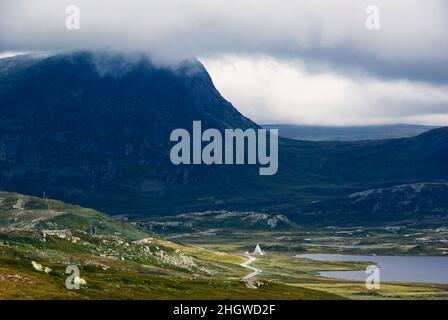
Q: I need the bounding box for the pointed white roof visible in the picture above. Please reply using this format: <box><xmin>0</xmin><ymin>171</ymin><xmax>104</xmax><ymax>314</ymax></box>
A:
<box><xmin>252</xmin><ymin>244</ymin><xmax>264</xmax><ymax>255</ymax></box>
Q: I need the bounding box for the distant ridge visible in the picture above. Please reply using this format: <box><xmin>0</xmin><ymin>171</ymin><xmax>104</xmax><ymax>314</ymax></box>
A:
<box><xmin>262</xmin><ymin>123</ymin><xmax>439</xmax><ymax>141</ymax></box>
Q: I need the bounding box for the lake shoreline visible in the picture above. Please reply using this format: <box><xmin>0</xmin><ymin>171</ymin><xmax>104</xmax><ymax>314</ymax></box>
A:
<box><xmin>295</xmin><ymin>253</ymin><xmax>448</xmax><ymax>285</ymax></box>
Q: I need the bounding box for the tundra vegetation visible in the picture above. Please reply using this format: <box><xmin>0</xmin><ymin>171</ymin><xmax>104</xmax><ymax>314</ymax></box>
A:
<box><xmin>0</xmin><ymin>192</ymin><xmax>339</xmax><ymax>299</ymax></box>
<box><xmin>1</xmin><ymin>192</ymin><xmax>447</xmax><ymax>299</ymax></box>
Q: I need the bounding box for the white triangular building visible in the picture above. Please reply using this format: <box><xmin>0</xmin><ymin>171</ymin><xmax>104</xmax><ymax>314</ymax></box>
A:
<box><xmin>252</xmin><ymin>244</ymin><xmax>264</xmax><ymax>255</ymax></box>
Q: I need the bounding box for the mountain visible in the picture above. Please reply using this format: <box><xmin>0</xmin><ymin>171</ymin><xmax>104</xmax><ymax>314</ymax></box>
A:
<box><xmin>262</xmin><ymin>124</ymin><xmax>439</xmax><ymax>141</ymax></box>
<box><xmin>0</xmin><ymin>52</ymin><xmax>447</xmax><ymax>224</ymax></box>
<box><xmin>0</xmin><ymin>52</ymin><xmax>261</xmax><ymax>214</ymax></box>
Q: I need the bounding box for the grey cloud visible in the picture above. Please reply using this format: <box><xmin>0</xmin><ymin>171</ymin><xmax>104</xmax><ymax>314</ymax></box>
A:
<box><xmin>203</xmin><ymin>56</ymin><xmax>448</xmax><ymax>126</ymax></box>
<box><xmin>1</xmin><ymin>0</ymin><xmax>447</xmax><ymax>83</ymax></box>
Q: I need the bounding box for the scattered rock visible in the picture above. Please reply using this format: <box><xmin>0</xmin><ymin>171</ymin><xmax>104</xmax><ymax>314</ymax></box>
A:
<box><xmin>31</xmin><ymin>261</ymin><xmax>52</xmax><ymax>273</ymax></box>
<box><xmin>74</xmin><ymin>276</ymin><xmax>87</xmax><ymax>286</ymax></box>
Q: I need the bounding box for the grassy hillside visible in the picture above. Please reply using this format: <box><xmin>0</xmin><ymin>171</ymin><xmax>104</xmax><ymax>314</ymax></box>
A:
<box><xmin>0</xmin><ymin>191</ymin><xmax>341</xmax><ymax>300</ymax></box>
<box><xmin>137</xmin><ymin>211</ymin><xmax>298</xmax><ymax>234</ymax></box>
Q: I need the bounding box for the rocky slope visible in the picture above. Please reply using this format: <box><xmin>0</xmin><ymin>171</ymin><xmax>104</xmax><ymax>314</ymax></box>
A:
<box><xmin>298</xmin><ymin>183</ymin><xmax>448</xmax><ymax>225</ymax></box>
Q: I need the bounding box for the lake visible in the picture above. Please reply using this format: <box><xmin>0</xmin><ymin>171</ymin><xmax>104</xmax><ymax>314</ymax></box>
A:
<box><xmin>295</xmin><ymin>254</ymin><xmax>448</xmax><ymax>284</ymax></box>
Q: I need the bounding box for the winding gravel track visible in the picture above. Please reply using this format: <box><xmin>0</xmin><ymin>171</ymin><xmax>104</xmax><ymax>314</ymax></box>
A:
<box><xmin>240</xmin><ymin>255</ymin><xmax>262</xmax><ymax>281</ymax></box>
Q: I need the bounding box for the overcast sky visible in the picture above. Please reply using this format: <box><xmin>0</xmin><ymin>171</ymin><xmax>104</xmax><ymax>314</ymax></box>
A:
<box><xmin>1</xmin><ymin>0</ymin><xmax>447</xmax><ymax>125</ymax></box>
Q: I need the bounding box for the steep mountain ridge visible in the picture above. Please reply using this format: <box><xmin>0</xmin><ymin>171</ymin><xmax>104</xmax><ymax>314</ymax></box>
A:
<box><xmin>0</xmin><ymin>52</ymin><xmax>261</xmax><ymax>212</ymax></box>
<box><xmin>0</xmin><ymin>52</ymin><xmax>447</xmax><ymax>223</ymax></box>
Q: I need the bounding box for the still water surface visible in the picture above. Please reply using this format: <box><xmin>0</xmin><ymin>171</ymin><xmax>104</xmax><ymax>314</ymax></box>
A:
<box><xmin>295</xmin><ymin>254</ymin><xmax>448</xmax><ymax>284</ymax></box>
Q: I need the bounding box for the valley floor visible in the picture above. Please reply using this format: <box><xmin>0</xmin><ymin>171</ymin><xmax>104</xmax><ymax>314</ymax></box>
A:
<box><xmin>151</xmin><ymin>225</ymin><xmax>448</xmax><ymax>300</ymax></box>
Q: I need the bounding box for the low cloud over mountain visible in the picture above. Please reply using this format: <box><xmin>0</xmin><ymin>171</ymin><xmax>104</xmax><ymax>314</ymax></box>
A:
<box><xmin>1</xmin><ymin>0</ymin><xmax>447</xmax><ymax>125</ymax></box>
